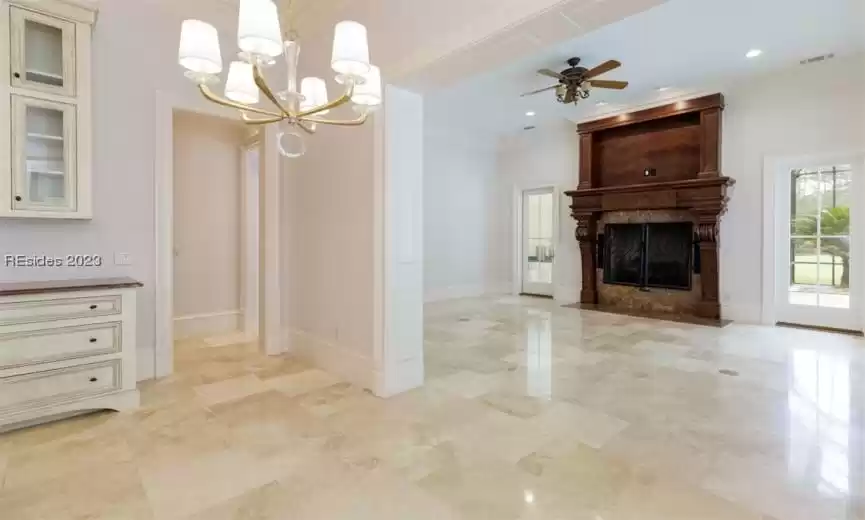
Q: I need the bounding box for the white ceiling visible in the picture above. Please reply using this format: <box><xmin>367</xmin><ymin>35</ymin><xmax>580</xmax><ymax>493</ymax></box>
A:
<box><xmin>428</xmin><ymin>0</ymin><xmax>865</xmax><ymax>134</ymax></box>
<box><xmin>210</xmin><ymin>0</ymin><xmax>349</xmax><ymax>33</ymax></box>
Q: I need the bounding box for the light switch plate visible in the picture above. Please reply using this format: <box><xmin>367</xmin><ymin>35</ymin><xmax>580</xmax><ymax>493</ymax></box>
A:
<box><xmin>114</xmin><ymin>252</ymin><xmax>132</xmax><ymax>266</ymax></box>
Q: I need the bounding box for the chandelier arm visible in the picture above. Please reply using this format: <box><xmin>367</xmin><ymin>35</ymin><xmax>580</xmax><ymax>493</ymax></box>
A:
<box><xmin>300</xmin><ymin>112</ymin><xmax>369</xmax><ymax>126</ymax></box>
<box><xmin>296</xmin><ymin>121</ymin><xmax>316</xmax><ymax>134</ymax></box>
<box><xmin>198</xmin><ymin>85</ymin><xmax>284</xmax><ymax>118</ymax></box>
<box><xmin>296</xmin><ymin>83</ymin><xmax>355</xmax><ymax>118</ymax></box>
<box><xmin>252</xmin><ymin>64</ymin><xmax>294</xmax><ymax>117</ymax></box>
<box><xmin>241</xmin><ymin>113</ymin><xmax>285</xmax><ymax>125</ymax></box>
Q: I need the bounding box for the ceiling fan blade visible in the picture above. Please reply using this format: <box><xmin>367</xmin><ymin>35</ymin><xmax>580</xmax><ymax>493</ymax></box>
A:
<box><xmin>537</xmin><ymin>68</ymin><xmax>565</xmax><ymax>80</ymax></box>
<box><xmin>520</xmin><ymin>85</ymin><xmax>558</xmax><ymax>97</ymax></box>
<box><xmin>586</xmin><ymin>79</ymin><xmax>629</xmax><ymax>90</ymax></box>
<box><xmin>582</xmin><ymin>60</ymin><xmax>622</xmax><ymax>79</ymax></box>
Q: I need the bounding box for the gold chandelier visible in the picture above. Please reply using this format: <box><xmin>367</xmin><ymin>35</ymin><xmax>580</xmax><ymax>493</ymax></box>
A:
<box><xmin>177</xmin><ymin>0</ymin><xmax>382</xmax><ymax>157</ymax></box>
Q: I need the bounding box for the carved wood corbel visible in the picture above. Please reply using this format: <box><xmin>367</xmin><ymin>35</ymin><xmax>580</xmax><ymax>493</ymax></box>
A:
<box><xmin>573</xmin><ymin>212</ymin><xmax>599</xmax><ymax>304</ymax></box>
<box><xmin>692</xmin><ymin>211</ymin><xmax>723</xmax><ymax>319</ymax></box>
<box><xmin>696</xmin><ymin>222</ymin><xmax>719</xmax><ymax>243</ymax></box>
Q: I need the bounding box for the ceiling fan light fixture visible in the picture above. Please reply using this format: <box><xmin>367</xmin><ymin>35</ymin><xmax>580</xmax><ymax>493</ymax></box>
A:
<box><xmin>522</xmin><ymin>57</ymin><xmax>628</xmax><ymax>106</ymax></box>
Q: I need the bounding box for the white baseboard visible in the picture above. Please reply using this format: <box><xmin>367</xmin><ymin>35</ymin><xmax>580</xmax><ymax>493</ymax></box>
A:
<box><xmin>424</xmin><ymin>282</ymin><xmax>510</xmax><ymax>303</ymax></box>
<box><xmin>376</xmin><ymin>356</ymin><xmax>424</xmax><ymax>398</ymax></box>
<box><xmin>722</xmin><ymin>302</ymin><xmax>763</xmax><ymax>324</ymax></box>
<box><xmin>174</xmin><ymin>310</ymin><xmax>241</xmax><ymax>340</ymax></box>
<box><xmin>286</xmin><ymin>328</ymin><xmax>376</xmax><ymax>393</ymax></box>
<box><xmin>136</xmin><ymin>346</ymin><xmax>155</xmax><ymax>381</ymax></box>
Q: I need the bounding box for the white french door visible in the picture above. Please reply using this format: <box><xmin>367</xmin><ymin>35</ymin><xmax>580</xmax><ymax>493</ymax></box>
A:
<box><xmin>521</xmin><ymin>188</ymin><xmax>556</xmax><ymax>297</ymax></box>
<box><xmin>775</xmin><ymin>157</ymin><xmax>863</xmax><ymax>332</ymax></box>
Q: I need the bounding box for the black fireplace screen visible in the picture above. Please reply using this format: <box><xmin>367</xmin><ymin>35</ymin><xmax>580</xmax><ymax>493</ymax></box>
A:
<box><xmin>603</xmin><ymin>222</ymin><xmax>693</xmax><ymax>290</ymax></box>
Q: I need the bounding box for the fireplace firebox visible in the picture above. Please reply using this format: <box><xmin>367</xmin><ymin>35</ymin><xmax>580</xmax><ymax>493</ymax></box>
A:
<box><xmin>603</xmin><ymin>223</ymin><xmax>694</xmax><ymax>290</ymax></box>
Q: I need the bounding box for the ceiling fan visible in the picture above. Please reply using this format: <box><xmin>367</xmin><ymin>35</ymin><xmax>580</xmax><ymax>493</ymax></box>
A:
<box><xmin>521</xmin><ymin>57</ymin><xmax>628</xmax><ymax>105</ymax></box>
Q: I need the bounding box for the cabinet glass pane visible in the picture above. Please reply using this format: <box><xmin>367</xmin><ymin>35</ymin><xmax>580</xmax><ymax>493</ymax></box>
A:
<box><xmin>24</xmin><ymin>20</ymin><xmax>64</xmax><ymax>87</ymax></box>
<box><xmin>25</xmin><ymin>105</ymin><xmax>67</xmax><ymax>206</ymax></box>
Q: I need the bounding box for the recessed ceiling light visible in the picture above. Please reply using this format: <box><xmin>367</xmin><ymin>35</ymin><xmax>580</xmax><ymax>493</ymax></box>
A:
<box><xmin>596</xmin><ymin>101</ymin><xmax>608</xmax><ymax>106</ymax></box>
<box><xmin>657</xmin><ymin>87</ymin><xmax>671</xmax><ymax>92</ymax></box>
<box><xmin>525</xmin><ymin>111</ymin><xmax>536</xmax><ymax>117</ymax></box>
<box><xmin>746</xmin><ymin>49</ymin><xmax>763</xmax><ymax>58</ymax></box>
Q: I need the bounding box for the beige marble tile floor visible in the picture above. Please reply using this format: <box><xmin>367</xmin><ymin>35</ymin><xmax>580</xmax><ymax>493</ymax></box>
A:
<box><xmin>1</xmin><ymin>295</ymin><xmax>864</xmax><ymax>519</ymax></box>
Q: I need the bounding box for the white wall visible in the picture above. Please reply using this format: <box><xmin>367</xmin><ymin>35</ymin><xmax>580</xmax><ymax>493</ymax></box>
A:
<box><xmin>720</xmin><ymin>55</ymin><xmax>865</xmax><ymax>322</ymax></box>
<box><xmin>496</xmin><ymin>120</ymin><xmax>581</xmax><ymax>302</ymax></box>
<box><xmin>172</xmin><ymin>111</ymin><xmax>244</xmax><ymax>338</ymax></box>
<box><xmin>0</xmin><ymin>0</ymin><xmax>243</xmax><ymax>378</ymax></box>
<box><xmin>281</xmin><ymin>21</ymin><xmax>378</xmax><ymax>386</ymax></box>
<box><xmin>423</xmin><ymin>102</ymin><xmax>503</xmax><ymax>301</ymax></box>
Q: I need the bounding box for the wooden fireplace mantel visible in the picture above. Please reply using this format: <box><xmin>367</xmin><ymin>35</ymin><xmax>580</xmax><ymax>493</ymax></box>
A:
<box><xmin>565</xmin><ymin>177</ymin><xmax>735</xmax><ymax>214</ymax></box>
<box><xmin>565</xmin><ymin>94</ymin><xmax>733</xmax><ymax>322</ymax></box>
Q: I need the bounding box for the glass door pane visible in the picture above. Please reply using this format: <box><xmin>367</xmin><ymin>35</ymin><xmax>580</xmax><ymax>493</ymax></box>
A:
<box><xmin>12</xmin><ymin>96</ymin><xmax>76</xmax><ymax>211</ymax></box>
<box><xmin>11</xmin><ymin>8</ymin><xmax>75</xmax><ymax>96</ymax></box>
<box><xmin>527</xmin><ymin>192</ymin><xmax>553</xmax><ymax>284</ymax></box>
<box><xmin>789</xmin><ymin>166</ymin><xmax>852</xmax><ymax>309</ymax></box>
<box><xmin>25</xmin><ymin>20</ymin><xmax>64</xmax><ymax>86</ymax></box>
<box><xmin>522</xmin><ymin>189</ymin><xmax>555</xmax><ymax>296</ymax></box>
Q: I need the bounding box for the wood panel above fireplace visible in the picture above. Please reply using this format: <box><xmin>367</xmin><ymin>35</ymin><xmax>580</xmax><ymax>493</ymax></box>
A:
<box><xmin>565</xmin><ymin>94</ymin><xmax>734</xmax><ymax>324</ymax></box>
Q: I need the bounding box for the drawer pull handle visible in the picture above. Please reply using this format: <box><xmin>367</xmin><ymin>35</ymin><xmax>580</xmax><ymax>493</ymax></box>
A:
<box><xmin>89</xmin><ymin>338</ymin><xmax>97</xmax><ymax>343</ymax></box>
<box><xmin>89</xmin><ymin>304</ymin><xmax>98</xmax><ymax>310</ymax></box>
<box><xmin>89</xmin><ymin>377</ymin><xmax>98</xmax><ymax>382</ymax></box>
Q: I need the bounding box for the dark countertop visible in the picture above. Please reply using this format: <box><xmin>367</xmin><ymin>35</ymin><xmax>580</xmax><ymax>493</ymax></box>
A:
<box><xmin>0</xmin><ymin>277</ymin><xmax>143</xmax><ymax>296</ymax></box>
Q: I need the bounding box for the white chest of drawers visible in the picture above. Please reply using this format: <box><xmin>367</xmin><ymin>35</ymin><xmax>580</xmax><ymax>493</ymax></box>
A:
<box><xmin>0</xmin><ymin>277</ymin><xmax>141</xmax><ymax>431</ymax></box>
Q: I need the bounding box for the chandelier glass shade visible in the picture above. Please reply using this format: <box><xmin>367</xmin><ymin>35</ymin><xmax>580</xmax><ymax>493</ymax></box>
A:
<box><xmin>177</xmin><ymin>0</ymin><xmax>382</xmax><ymax>158</ymax></box>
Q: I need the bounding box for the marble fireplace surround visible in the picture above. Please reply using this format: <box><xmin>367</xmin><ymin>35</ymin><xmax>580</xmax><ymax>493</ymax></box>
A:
<box><xmin>565</xmin><ymin>94</ymin><xmax>734</xmax><ymax>324</ymax></box>
<box><xmin>599</xmin><ymin>210</ymin><xmax>701</xmax><ymax>316</ymax></box>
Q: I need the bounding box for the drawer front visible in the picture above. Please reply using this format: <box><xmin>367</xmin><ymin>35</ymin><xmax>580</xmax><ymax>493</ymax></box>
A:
<box><xmin>0</xmin><ymin>295</ymin><xmax>122</xmax><ymax>326</ymax></box>
<box><xmin>0</xmin><ymin>322</ymin><xmax>121</xmax><ymax>368</ymax></box>
<box><xmin>0</xmin><ymin>361</ymin><xmax>121</xmax><ymax>411</ymax></box>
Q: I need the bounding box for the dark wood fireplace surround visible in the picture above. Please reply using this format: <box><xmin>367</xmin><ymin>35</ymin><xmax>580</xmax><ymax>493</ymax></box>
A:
<box><xmin>565</xmin><ymin>94</ymin><xmax>734</xmax><ymax>323</ymax></box>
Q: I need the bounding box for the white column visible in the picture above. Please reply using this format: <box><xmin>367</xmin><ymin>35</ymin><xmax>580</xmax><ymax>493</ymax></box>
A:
<box><xmin>373</xmin><ymin>85</ymin><xmax>424</xmax><ymax>396</ymax></box>
<box><xmin>259</xmin><ymin>124</ymin><xmax>283</xmax><ymax>355</ymax></box>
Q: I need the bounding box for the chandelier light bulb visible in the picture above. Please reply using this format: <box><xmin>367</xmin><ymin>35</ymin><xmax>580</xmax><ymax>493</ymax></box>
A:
<box><xmin>225</xmin><ymin>62</ymin><xmax>259</xmax><ymax>104</ymax></box>
<box><xmin>178</xmin><ymin>20</ymin><xmax>223</xmax><ymax>74</ymax></box>
<box><xmin>351</xmin><ymin>65</ymin><xmax>382</xmax><ymax>106</ymax></box>
<box><xmin>238</xmin><ymin>0</ymin><xmax>284</xmax><ymax>59</ymax></box>
<box><xmin>301</xmin><ymin>77</ymin><xmax>329</xmax><ymax>114</ymax></box>
<box><xmin>331</xmin><ymin>21</ymin><xmax>370</xmax><ymax>76</ymax></box>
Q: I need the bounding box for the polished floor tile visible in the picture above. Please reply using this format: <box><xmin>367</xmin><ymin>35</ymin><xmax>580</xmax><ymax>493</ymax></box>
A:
<box><xmin>0</xmin><ymin>296</ymin><xmax>864</xmax><ymax>519</ymax></box>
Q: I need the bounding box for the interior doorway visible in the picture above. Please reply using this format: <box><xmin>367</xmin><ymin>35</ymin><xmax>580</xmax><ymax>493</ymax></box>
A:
<box><xmin>520</xmin><ymin>187</ymin><xmax>556</xmax><ymax>297</ymax></box>
<box><xmin>772</xmin><ymin>156</ymin><xmax>863</xmax><ymax>332</ymax></box>
<box><xmin>171</xmin><ymin>111</ymin><xmax>259</xmax><ymax>345</ymax></box>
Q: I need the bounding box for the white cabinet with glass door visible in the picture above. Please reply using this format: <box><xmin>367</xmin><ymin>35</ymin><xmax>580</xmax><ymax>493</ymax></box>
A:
<box><xmin>521</xmin><ymin>188</ymin><xmax>557</xmax><ymax>297</ymax></box>
<box><xmin>12</xmin><ymin>96</ymin><xmax>77</xmax><ymax>211</ymax></box>
<box><xmin>0</xmin><ymin>0</ymin><xmax>95</xmax><ymax>219</ymax></box>
<box><xmin>773</xmin><ymin>158</ymin><xmax>863</xmax><ymax>332</ymax></box>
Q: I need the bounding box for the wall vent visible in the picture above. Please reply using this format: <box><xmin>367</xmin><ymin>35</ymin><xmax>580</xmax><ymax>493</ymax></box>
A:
<box><xmin>800</xmin><ymin>53</ymin><xmax>835</xmax><ymax>65</ymax></box>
